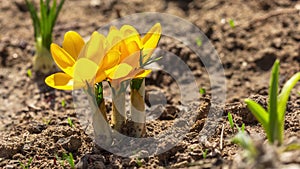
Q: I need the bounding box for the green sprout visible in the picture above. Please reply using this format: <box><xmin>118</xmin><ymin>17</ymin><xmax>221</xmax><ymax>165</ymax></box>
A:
<box><xmin>19</xmin><ymin>157</ymin><xmax>33</xmax><ymax>169</ymax></box>
<box><xmin>245</xmin><ymin>60</ymin><xmax>300</xmax><ymax>145</ymax></box>
<box><xmin>229</xmin><ymin>19</ymin><xmax>235</xmax><ymax>28</ymax></box>
<box><xmin>199</xmin><ymin>88</ymin><xmax>206</xmax><ymax>95</ymax></box>
<box><xmin>67</xmin><ymin>117</ymin><xmax>74</xmax><ymax>127</ymax></box>
<box><xmin>202</xmin><ymin>149</ymin><xmax>208</xmax><ymax>159</ymax></box>
<box><xmin>25</xmin><ymin>0</ymin><xmax>65</xmax><ymax>74</ymax></box>
<box><xmin>27</xmin><ymin>69</ymin><xmax>32</xmax><ymax>78</ymax></box>
<box><xmin>43</xmin><ymin>118</ymin><xmax>51</xmax><ymax>125</ymax></box>
<box><xmin>55</xmin><ymin>153</ymin><xmax>75</xmax><ymax>169</ymax></box>
<box><xmin>232</xmin><ymin>130</ymin><xmax>257</xmax><ymax>160</ymax></box>
<box><xmin>227</xmin><ymin>112</ymin><xmax>234</xmax><ymax>130</ymax></box>
<box><xmin>196</xmin><ymin>37</ymin><xmax>202</xmax><ymax>47</ymax></box>
<box><xmin>63</xmin><ymin>153</ymin><xmax>75</xmax><ymax>169</ymax></box>
<box><xmin>136</xmin><ymin>158</ymin><xmax>143</xmax><ymax>167</ymax></box>
<box><xmin>61</xmin><ymin>99</ymin><xmax>66</xmax><ymax>107</ymax></box>
<box><xmin>55</xmin><ymin>154</ymin><xmax>65</xmax><ymax>167</ymax></box>
<box><xmin>240</xmin><ymin>123</ymin><xmax>245</xmax><ymax>132</ymax></box>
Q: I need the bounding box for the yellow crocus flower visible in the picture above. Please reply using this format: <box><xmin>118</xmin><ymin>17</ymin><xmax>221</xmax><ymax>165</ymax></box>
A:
<box><xmin>45</xmin><ymin>31</ymin><xmax>119</xmax><ymax>90</ymax></box>
<box><xmin>105</xmin><ymin>23</ymin><xmax>161</xmax><ymax>85</ymax></box>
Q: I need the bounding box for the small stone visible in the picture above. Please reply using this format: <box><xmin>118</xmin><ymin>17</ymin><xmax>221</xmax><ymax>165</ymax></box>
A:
<box><xmin>58</xmin><ymin>136</ymin><xmax>82</xmax><ymax>152</ymax></box>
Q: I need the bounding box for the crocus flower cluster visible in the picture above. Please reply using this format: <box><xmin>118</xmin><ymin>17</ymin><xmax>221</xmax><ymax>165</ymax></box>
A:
<box><xmin>45</xmin><ymin>23</ymin><xmax>161</xmax><ymax>142</ymax></box>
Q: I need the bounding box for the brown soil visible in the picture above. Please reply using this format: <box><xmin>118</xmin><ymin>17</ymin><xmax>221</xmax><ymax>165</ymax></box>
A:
<box><xmin>1</xmin><ymin>0</ymin><xmax>300</xmax><ymax>168</ymax></box>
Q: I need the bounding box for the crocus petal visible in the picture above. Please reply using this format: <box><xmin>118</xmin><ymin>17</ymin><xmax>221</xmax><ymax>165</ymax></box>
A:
<box><xmin>142</xmin><ymin>23</ymin><xmax>161</xmax><ymax>47</ymax></box>
<box><xmin>79</xmin><ymin>31</ymin><xmax>105</xmax><ymax>65</ymax></box>
<box><xmin>45</xmin><ymin>72</ymin><xmax>74</xmax><ymax>90</ymax></box>
<box><xmin>51</xmin><ymin>43</ymin><xmax>76</xmax><ymax>76</ymax></box>
<box><xmin>121</xmin><ymin>51</ymin><xmax>140</xmax><ymax>69</ymax></box>
<box><xmin>100</xmin><ymin>50</ymin><xmax>120</xmax><ymax>70</ymax></box>
<box><xmin>62</xmin><ymin>31</ymin><xmax>85</xmax><ymax>60</ymax></box>
<box><xmin>134</xmin><ymin>69</ymin><xmax>152</xmax><ymax>78</ymax></box>
<box><xmin>142</xmin><ymin>23</ymin><xmax>162</xmax><ymax>63</ymax></box>
<box><xmin>120</xmin><ymin>25</ymin><xmax>142</xmax><ymax>48</ymax></box>
<box><xmin>126</xmin><ymin>41</ymin><xmax>140</xmax><ymax>55</ymax></box>
<box><xmin>95</xmin><ymin>71</ymin><xmax>107</xmax><ymax>83</ymax></box>
<box><xmin>73</xmin><ymin>58</ymin><xmax>99</xmax><ymax>86</ymax></box>
<box><xmin>107</xmin><ymin>63</ymin><xmax>133</xmax><ymax>80</ymax></box>
<box><xmin>106</xmin><ymin>29</ymin><xmax>122</xmax><ymax>51</ymax></box>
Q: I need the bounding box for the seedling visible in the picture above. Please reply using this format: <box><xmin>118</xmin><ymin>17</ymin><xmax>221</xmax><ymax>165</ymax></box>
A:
<box><xmin>63</xmin><ymin>153</ymin><xmax>75</xmax><ymax>169</ymax></box>
<box><xmin>55</xmin><ymin>153</ymin><xmax>75</xmax><ymax>169</ymax></box>
<box><xmin>67</xmin><ymin>117</ymin><xmax>74</xmax><ymax>127</ymax></box>
<box><xmin>25</xmin><ymin>0</ymin><xmax>65</xmax><ymax>74</ymax></box>
<box><xmin>231</xmin><ymin>130</ymin><xmax>257</xmax><ymax>160</ymax></box>
<box><xmin>19</xmin><ymin>157</ymin><xmax>33</xmax><ymax>169</ymax></box>
<box><xmin>227</xmin><ymin>112</ymin><xmax>234</xmax><ymax>130</ymax></box>
<box><xmin>136</xmin><ymin>158</ymin><xmax>143</xmax><ymax>167</ymax></box>
<box><xmin>43</xmin><ymin>118</ymin><xmax>51</xmax><ymax>125</ymax></box>
<box><xmin>199</xmin><ymin>88</ymin><xmax>206</xmax><ymax>95</ymax></box>
<box><xmin>202</xmin><ymin>149</ymin><xmax>208</xmax><ymax>159</ymax></box>
<box><xmin>245</xmin><ymin>60</ymin><xmax>300</xmax><ymax>145</ymax></box>
<box><xmin>196</xmin><ymin>37</ymin><xmax>202</xmax><ymax>47</ymax></box>
<box><xmin>61</xmin><ymin>99</ymin><xmax>66</xmax><ymax>107</ymax></box>
<box><xmin>229</xmin><ymin>19</ymin><xmax>235</xmax><ymax>28</ymax></box>
<box><xmin>27</xmin><ymin>69</ymin><xmax>32</xmax><ymax>78</ymax></box>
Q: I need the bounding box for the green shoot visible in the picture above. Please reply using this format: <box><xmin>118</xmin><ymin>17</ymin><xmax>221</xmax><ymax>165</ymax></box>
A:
<box><xmin>43</xmin><ymin>118</ymin><xmax>51</xmax><ymax>125</ymax></box>
<box><xmin>199</xmin><ymin>88</ymin><xmax>206</xmax><ymax>95</ymax></box>
<box><xmin>202</xmin><ymin>149</ymin><xmax>208</xmax><ymax>159</ymax></box>
<box><xmin>136</xmin><ymin>158</ymin><xmax>143</xmax><ymax>167</ymax></box>
<box><xmin>229</xmin><ymin>19</ymin><xmax>235</xmax><ymax>28</ymax></box>
<box><xmin>55</xmin><ymin>154</ymin><xmax>65</xmax><ymax>167</ymax></box>
<box><xmin>67</xmin><ymin>117</ymin><xmax>74</xmax><ymax>127</ymax></box>
<box><xmin>236</xmin><ymin>123</ymin><xmax>245</xmax><ymax>133</ymax></box>
<box><xmin>25</xmin><ymin>0</ymin><xmax>65</xmax><ymax>74</ymax></box>
<box><xmin>196</xmin><ymin>37</ymin><xmax>202</xmax><ymax>47</ymax></box>
<box><xmin>55</xmin><ymin>153</ymin><xmax>75</xmax><ymax>168</ymax></box>
<box><xmin>61</xmin><ymin>99</ymin><xmax>66</xmax><ymax>107</ymax></box>
<box><xmin>283</xmin><ymin>143</ymin><xmax>300</xmax><ymax>152</ymax></box>
<box><xmin>27</xmin><ymin>69</ymin><xmax>32</xmax><ymax>78</ymax></box>
<box><xmin>227</xmin><ymin>112</ymin><xmax>234</xmax><ymax>130</ymax></box>
<box><xmin>19</xmin><ymin>157</ymin><xmax>33</xmax><ymax>169</ymax></box>
<box><xmin>241</xmin><ymin>123</ymin><xmax>245</xmax><ymax>132</ymax></box>
<box><xmin>245</xmin><ymin>60</ymin><xmax>300</xmax><ymax>145</ymax></box>
<box><xmin>297</xmin><ymin>91</ymin><xmax>300</xmax><ymax>96</ymax></box>
<box><xmin>231</xmin><ymin>130</ymin><xmax>257</xmax><ymax>160</ymax></box>
<box><xmin>63</xmin><ymin>153</ymin><xmax>75</xmax><ymax>169</ymax></box>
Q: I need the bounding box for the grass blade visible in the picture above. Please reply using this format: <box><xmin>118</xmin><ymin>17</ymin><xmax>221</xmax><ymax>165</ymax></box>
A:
<box><xmin>277</xmin><ymin>72</ymin><xmax>300</xmax><ymax>145</ymax></box>
<box><xmin>25</xmin><ymin>0</ymin><xmax>41</xmax><ymax>38</ymax></box>
<box><xmin>245</xmin><ymin>99</ymin><xmax>269</xmax><ymax>133</ymax></box>
<box><xmin>268</xmin><ymin>60</ymin><xmax>279</xmax><ymax>144</ymax></box>
<box><xmin>278</xmin><ymin>72</ymin><xmax>300</xmax><ymax>121</ymax></box>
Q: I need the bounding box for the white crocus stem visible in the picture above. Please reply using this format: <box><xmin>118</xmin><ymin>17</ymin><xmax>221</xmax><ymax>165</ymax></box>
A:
<box><xmin>111</xmin><ymin>89</ymin><xmax>126</xmax><ymax>132</ymax></box>
<box><xmin>32</xmin><ymin>36</ymin><xmax>54</xmax><ymax>74</ymax></box>
<box><xmin>86</xmin><ymin>91</ymin><xmax>112</xmax><ymax>146</ymax></box>
<box><xmin>130</xmin><ymin>79</ymin><xmax>146</xmax><ymax>137</ymax></box>
<box><xmin>92</xmin><ymin>100</ymin><xmax>112</xmax><ymax>146</ymax></box>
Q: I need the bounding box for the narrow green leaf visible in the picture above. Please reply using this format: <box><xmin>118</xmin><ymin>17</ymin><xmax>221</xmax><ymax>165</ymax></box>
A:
<box><xmin>53</xmin><ymin>0</ymin><xmax>65</xmax><ymax>24</ymax></box>
<box><xmin>227</xmin><ymin>112</ymin><xmax>234</xmax><ymax>129</ymax></box>
<box><xmin>278</xmin><ymin>72</ymin><xmax>300</xmax><ymax>121</ymax></box>
<box><xmin>277</xmin><ymin>72</ymin><xmax>300</xmax><ymax>145</ymax></box>
<box><xmin>25</xmin><ymin>0</ymin><xmax>41</xmax><ymax>38</ymax></box>
<box><xmin>229</xmin><ymin>19</ymin><xmax>235</xmax><ymax>28</ymax></box>
<box><xmin>199</xmin><ymin>88</ymin><xmax>206</xmax><ymax>95</ymax></box>
<box><xmin>268</xmin><ymin>60</ymin><xmax>279</xmax><ymax>143</ymax></box>
<box><xmin>244</xmin><ymin>99</ymin><xmax>269</xmax><ymax>133</ymax></box>
<box><xmin>196</xmin><ymin>37</ymin><xmax>202</xmax><ymax>47</ymax></box>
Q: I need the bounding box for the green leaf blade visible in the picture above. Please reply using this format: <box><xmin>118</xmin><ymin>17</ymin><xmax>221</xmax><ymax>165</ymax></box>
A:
<box><xmin>268</xmin><ymin>60</ymin><xmax>280</xmax><ymax>143</ymax></box>
<box><xmin>244</xmin><ymin>99</ymin><xmax>269</xmax><ymax>134</ymax></box>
